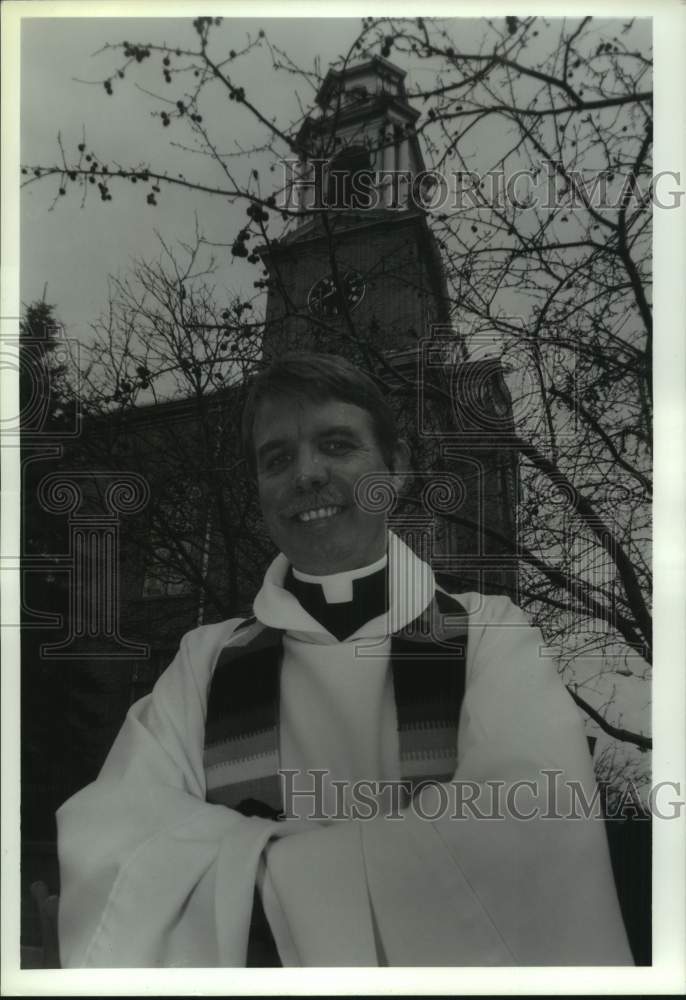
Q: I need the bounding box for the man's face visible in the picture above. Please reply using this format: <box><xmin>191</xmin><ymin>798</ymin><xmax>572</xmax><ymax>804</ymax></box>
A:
<box><xmin>253</xmin><ymin>395</ymin><xmax>402</xmax><ymax>574</ymax></box>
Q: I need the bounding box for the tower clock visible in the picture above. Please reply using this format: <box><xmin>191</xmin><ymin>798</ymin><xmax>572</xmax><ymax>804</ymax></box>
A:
<box><xmin>307</xmin><ymin>269</ymin><xmax>366</xmax><ymax>319</ymax></box>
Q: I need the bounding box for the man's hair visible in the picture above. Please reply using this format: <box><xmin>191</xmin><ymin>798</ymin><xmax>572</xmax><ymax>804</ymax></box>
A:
<box><xmin>241</xmin><ymin>351</ymin><xmax>400</xmax><ymax>474</ymax></box>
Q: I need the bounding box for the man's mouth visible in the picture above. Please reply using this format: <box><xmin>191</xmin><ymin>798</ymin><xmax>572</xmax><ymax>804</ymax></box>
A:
<box><xmin>292</xmin><ymin>505</ymin><xmax>344</xmax><ymax>524</ymax></box>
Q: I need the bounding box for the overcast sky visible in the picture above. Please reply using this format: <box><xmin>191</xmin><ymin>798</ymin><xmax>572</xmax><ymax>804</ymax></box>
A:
<box><xmin>20</xmin><ymin>12</ymin><xmax>652</xmax><ymax>346</ymax></box>
<box><xmin>20</xmin><ymin>15</ymin><xmax>495</xmax><ymax>343</ymax></box>
<box><xmin>20</xmin><ymin>17</ymin><xmax>370</xmax><ymax>339</ymax></box>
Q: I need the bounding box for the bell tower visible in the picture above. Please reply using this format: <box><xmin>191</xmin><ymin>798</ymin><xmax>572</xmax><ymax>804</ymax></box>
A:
<box><xmin>293</xmin><ymin>57</ymin><xmax>427</xmax><ymax>215</ymax></box>
<box><xmin>260</xmin><ymin>56</ymin><xmax>454</xmax><ymax>363</ymax></box>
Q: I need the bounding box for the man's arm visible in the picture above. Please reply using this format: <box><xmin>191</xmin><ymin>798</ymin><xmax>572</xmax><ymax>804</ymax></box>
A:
<box><xmin>435</xmin><ymin>592</ymin><xmax>633</xmax><ymax>965</ymax></box>
<box><xmin>56</xmin><ymin>620</ymin><xmax>280</xmax><ymax>967</ymax></box>
<box><xmin>455</xmin><ymin>592</ymin><xmax>596</xmax><ymax>784</ymax></box>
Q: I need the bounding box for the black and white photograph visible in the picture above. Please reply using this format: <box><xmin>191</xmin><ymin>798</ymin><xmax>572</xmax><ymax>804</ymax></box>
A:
<box><xmin>2</xmin><ymin>1</ymin><xmax>685</xmax><ymax>994</ymax></box>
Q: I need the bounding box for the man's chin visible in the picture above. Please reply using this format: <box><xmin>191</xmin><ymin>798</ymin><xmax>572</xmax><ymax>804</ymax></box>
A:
<box><xmin>280</xmin><ymin>518</ymin><xmax>350</xmax><ymax>572</ymax></box>
<box><xmin>277</xmin><ymin>520</ymin><xmax>387</xmax><ymax>576</ymax></box>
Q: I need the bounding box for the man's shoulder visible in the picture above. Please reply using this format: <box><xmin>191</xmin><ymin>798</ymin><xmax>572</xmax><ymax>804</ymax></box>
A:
<box><xmin>178</xmin><ymin>616</ymin><xmax>249</xmax><ymax>656</ymax></box>
<box><xmin>169</xmin><ymin>617</ymin><xmax>250</xmax><ymax>677</ymax></box>
<box><xmin>434</xmin><ymin>584</ymin><xmax>528</xmax><ymax>626</ymax></box>
<box><xmin>153</xmin><ymin>617</ymin><xmax>252</xmax><ymax>702</ymax></box>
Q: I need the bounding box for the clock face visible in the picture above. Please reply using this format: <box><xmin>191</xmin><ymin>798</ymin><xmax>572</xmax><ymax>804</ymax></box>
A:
<box><xmin>307</xmin><ymin>269</ymin><xmax>366</xmax><ymax>318</ymax></box>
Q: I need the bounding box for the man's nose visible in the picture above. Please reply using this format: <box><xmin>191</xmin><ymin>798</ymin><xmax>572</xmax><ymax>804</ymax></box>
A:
<box><xmin>294</xmin><ymin>447</ymin><xmax>329</xmax><ymax>490</ymax></box>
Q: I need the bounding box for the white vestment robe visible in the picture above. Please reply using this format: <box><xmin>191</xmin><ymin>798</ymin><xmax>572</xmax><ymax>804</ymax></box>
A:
<box><xmin>57</xmin><ymin>533</ymin><xmax>633</xmax><ymax>967</ymax></box>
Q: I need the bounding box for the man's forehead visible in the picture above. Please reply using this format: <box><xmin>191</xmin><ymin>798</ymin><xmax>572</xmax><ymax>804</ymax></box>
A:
<box><xmin>253</xmin><ymin>395</ymin><xmax>373</xmax><ymax>442</ymax></box>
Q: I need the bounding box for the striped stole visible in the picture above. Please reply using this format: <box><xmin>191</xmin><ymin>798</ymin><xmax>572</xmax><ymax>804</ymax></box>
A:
<box><xmin>203</xmin><ymin>589</ymin><xmax>468</xmax><ymax>817</ymax></box>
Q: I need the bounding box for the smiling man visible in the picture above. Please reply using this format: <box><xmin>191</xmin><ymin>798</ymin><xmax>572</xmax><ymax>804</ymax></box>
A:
<box><xmin>56</xmin><ymin>352</ymin><xmax>633</xmax><ymax>968</ymax></box>
<box><xmin>252</xmin><ymin>394</ymin><xmax>402</xmax><ymax>575</ymax></box>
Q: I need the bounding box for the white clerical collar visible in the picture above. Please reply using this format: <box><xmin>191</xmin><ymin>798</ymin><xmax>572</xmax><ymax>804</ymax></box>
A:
<box><xmin>291</xmin><ymin>552</ymin><xmax>388</xmax><ymax>604</ymax></box>
<box><xmin>253</xmin><ymin>532</ymin><xmax>436</xmax><ymax>640</ymax></box>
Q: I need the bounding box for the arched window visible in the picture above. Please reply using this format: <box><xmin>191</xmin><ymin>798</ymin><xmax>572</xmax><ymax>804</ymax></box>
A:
<box><xmin>326</xmin><ymin>145</ymin><xmax>374</xmax><ymax>209</ymax></box>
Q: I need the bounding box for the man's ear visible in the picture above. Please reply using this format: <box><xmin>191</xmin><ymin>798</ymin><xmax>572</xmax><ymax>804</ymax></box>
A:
<box><xmin>389</xmin><ymin>439</ymin><xmax>411</xmax><ymax>493</ymax></box>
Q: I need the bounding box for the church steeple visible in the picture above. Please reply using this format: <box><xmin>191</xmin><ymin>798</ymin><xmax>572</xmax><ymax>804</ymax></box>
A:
<box><xmin>259</xmin><ymin>56</ymin><xmax>451</xmax><ymax>359</ymax></box>
<box><xmin>292</xmin><ymin>56</ymin><xmax>427</xmax><ymax>216</ymax></box>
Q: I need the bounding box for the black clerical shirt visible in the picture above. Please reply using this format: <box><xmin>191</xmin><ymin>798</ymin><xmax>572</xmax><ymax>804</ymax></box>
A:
<box><xmin>283</xmin><ymin>563</ymin><xmax>389</xmax><ymax>641</ymax></box>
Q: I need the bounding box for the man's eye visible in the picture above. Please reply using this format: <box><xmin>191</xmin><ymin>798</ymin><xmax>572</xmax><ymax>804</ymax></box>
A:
<box><xmin>321</xmin><ymin>440</ymin><xmax>353</xmax><ymax>454</ymax></box>
<box><xmin>264</xmin><ymin>452</ymin><xmax>291</xmax><ymax>472</ymax></box>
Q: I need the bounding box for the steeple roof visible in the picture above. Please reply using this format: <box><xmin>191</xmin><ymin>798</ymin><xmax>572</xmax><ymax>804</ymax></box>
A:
<box><xmin>315</xmin><ymin>55</ymin><xmax>408</xmax><ymax>110</ymax></box>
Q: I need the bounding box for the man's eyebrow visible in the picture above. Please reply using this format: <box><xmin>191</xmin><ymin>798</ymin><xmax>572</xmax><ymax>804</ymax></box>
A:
<box><xmin>317</xmin><ymin>424</ymin><xmax>362</xmax><ymax>438</ymax></box>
